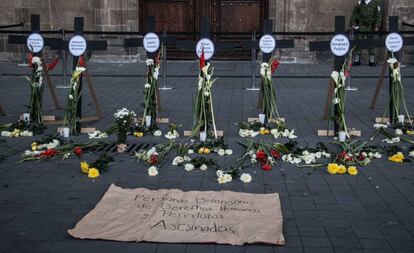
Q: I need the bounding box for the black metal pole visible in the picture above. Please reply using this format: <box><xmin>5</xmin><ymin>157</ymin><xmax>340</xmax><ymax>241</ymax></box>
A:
<box><xmin>334</xmin><ymin>16</ymin><xmax>346</xmax><ymax>136</ymax></box>
<box><xmin>389</xmin><ymin>16</ymin><xmax>399</xmax><ymax>125</ymax></box>
<box><xmin>73</xmin><ymin>17</ymin><xmax>84</xmax><ymax>132</ymax></box>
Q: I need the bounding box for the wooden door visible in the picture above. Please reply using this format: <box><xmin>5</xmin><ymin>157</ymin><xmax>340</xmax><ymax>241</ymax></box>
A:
<box><xmin>139</xmin><ymin>0</ymin><xmax>268</xmax><ymax>59</ymax></box>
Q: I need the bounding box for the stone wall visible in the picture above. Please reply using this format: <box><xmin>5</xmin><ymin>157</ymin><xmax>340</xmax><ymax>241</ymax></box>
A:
<box><xmin>1</xmin><ymin>0</ymin><xmax>413</xmax><ymax>63</ymax></box>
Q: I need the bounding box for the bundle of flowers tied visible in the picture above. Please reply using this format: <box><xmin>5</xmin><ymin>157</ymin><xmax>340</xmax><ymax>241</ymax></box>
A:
<box><xmin>192</xmin><ymin>49</ymin><xmax>218</xmax><ymax>139</ymax></box>
<box><xmin>63</xmin><ymin>56</ymin><xmax>86</xmax><ymax>135</ymax></box>
<box><xmin>260</xmin><ymin>57</ymin><xmax>281</xmax><ymax>123</ymax></box>
<box><xmin>142</xmin><ymin>49</ymin><xmax>162</xmax><ymax>128</ymax></box>
<box><xmin>80</xmin><ymin>153</ymin><xmax>114</xmax><ymax>179</ymax></box>
<box><xmin>329</xmin><ymin>48</ymin><xmax>354</xmax><ymax>139</ymax></box>
<box><xmin>0</xmin><ymin>121</ymin><xmax>44</xmax><ymax>138</ymax></box>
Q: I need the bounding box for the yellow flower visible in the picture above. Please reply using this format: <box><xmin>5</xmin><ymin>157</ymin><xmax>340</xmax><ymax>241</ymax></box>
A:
<box><xmin>338</xmin><ymin>165</ymin><xmax>347</xmax><ymax>174</ymax></box>
<box><xmin>204</xmin><ymin>148</ymin><xmax>211</xmax><ymax>154</ymax></box>
<box><xmin>264</xmin><ymin>129</ymin><xmax>270</xmax><ymax>134</ymax></box>
<box><xmin>31</xmin><ymin>142</ymin><xmax>37</xmax><ymax>151</ymax></box>
<box><xmin>347</xmin><ymin>166</ymin><xmax>358</xmax><ymax>176</ymax></box>
<box><xmin>259</xmin><ymin>129</ymin><xmax>267</xmax><ymax>135</ymax></box>
<box><xmin>406</xmin><ymin>130</ymin><xmax>413</xmax><ymax>135</ymax></box>
<box><xmin>388</xmin><ymin>152</ymin><xmax>405</xmax><ymax>163</ymax></box>
<box><xmin>198</xmin><ymin>148</ymin><xmax>205</xmax><ymax>154</ymax></box>
<box><xmin>80</xmin><ymin>161</ymin><xmax>90</xmax><ymax>174</ymax></box>
<box><xmin>88</xmin><ymin>168</ymin><xmax>100</xmax><ymax>178</ymax></box>
<box><xmin>327</xmin><ymin>163</ymin><xmax>340</xmax><ymax>175</ymax></box>
<box><xmin>133</xmin><ymin>132</ymin><xmax>144</xmax><ymax>137</ymax></box>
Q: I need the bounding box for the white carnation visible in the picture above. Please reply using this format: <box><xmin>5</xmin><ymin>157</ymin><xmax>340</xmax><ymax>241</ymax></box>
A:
<box><xmin>240</xmin><ymin>173</ymin><xmax>252</xmax><ymax>183</ymax></box>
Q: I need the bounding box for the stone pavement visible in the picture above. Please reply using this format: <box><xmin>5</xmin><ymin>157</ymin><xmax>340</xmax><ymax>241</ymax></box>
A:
<box><xmin>0</xmin><ymin>61</ymin><xmax>414</xmax><ymax>253</ymax></box>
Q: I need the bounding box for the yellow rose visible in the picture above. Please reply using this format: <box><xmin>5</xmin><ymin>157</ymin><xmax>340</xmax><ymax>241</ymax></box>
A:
<box><xmin>31</xmin><ymin>142</ymin><xmax>37</xmax><ymax>151</ymax></box>
<box><xmin>347</xmin><ymin>166</ymin><xmax>358</xmax><ymax>176</ymax></box>
<box><xmin>406</xmin><ymin>130</ymin><xmax>414</xmax><ymax>135</ymax></box>
<box><xmin>88</xmin><ymin>168</ymin><xmax>100</xmax><ymax>178</ymax></box>
<box><xmin>264</xmin><ymin>129</ymin><xmax>270</xmax><ymax>134</ymax></box>
<box><xmin>134</xmin><ymin>132</ymin><xmax>144</xmax><ymax>137</ymax></box>
<box><xmin>338</xmin><ymin>165</ymin><xmax>347</xmax><ymax>174</ymax></box>
<box><xmin>388</xmin><ymin>152</ymin><xmax>405</xmax><ymax>163</ymax></box>
<box><xmin>204</xmin><ymin>148</ymin><xmax>211</xmax><ymax>154</ymax></box>
<box><xmin>327</xmin><ymin>163</ymin><xmax>339</xmax><ymax>175</ymax></box>
<box><xmin>259</xmin><ymin>129</ymin><xmax>267</xmax><ymax>135</ymax></box>
<box><xmin>80</xmin><ymin>161</ymin><xmax>90</xmax><ymax>174</ymax></box>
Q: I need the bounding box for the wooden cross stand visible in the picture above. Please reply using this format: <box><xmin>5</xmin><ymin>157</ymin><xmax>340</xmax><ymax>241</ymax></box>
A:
<box><xmin>181</xmin><ymin>17</ymin><xmax>229</xmax><ymax>137</ymax></box>
<box><xmin>8</xmin><ymin>14</ymin><xmax>62</xmax><ymax>121</ymax></box>
<box><xmin>244</xmin><ymin>19</ymin><xmax>294</xmax><ymax>124</ymax></box>
<box><xmin>370</xmin><ymin>16</ymin><xmax>414</xmax><ymax>124</ymax></box>
<box><xmin>124</xmin><ymin>16</ymin><xmax>170</xmax><ymax>124</ymax></box>
<box><xmin>309</xmin><ymin>16</ymin><xmax>362</xmax><ymax>138</ymax></box>
<box><xmin>55</xmin><ymin>17</ymin><xmax>107</xmax><ymax>133</ymax></box>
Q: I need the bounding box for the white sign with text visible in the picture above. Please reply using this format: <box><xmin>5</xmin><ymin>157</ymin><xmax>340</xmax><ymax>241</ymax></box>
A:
<box><xmin>196</xmin><ymin>38</ymin><xmax>215</xmax><ymax>60</ymax></box>
<box><xmin>330</xmin><ymin>34</ymin><xmax>350</xmax><ymax>57</ymax></box>
<box><xmin>26</xmin><ymin>33</ymin><xmax>44</xmax><ymax>53</ymax></box>
<box><xmin>143</xmin><ymin>32</ymin><xmax>160</xmax><ymax>53</ymax></box>
<box><xmin>385</xmin><ymin>33</ymin><xmax>403</xmax><ymax>52</ymax></box>
<box><xmin>259</xmin><ymin>35</ymin><xmax>276</xmax><ymax>54</ymax></box>
<box><xmin>69</xmin><ymin>35</ymin><xmax>87</xmax><ymax>56</ymax></box>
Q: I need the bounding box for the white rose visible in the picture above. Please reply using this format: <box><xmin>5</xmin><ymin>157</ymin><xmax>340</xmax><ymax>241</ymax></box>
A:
<box><xmin>184</xmin><ymin>163</ymin><xmax>194</xmax><ymax>171</ymax></box>
<box><xmin>146</xmin><ymin>59</ymin><xmax>154</xmax><ymax>66</ymax></box>
<box><xmin>240</xmin><ymin>173</ymin><xmax>252</xmax><ymax>183</ymax></box>
<box><xmin>395</xmin><ymin>129</ymin><xmax>403</xmax><ymax>136</ymax></box>
<box><xmin>315</xmin><ymin>152</ymin><xmax>322</xmax><ymax>159</ymax></box>
<box><xmin>144</xmin><ymin>83</ymin><xmax>151</xmax><ymax>89</ymax></box>
<box><xmin>374</xmin><ymin>152</ymin><xmax>382</xmax><ymax>159</ymax></box>
<box><xmin>409</xmin><ymin>151</ymin><xmax>414</xmax><ymax>158</ymax></box>
<box><xmin>153</xmin><ymin>130</ymin><xmax>162</xmax><ymax>136</ymax></box>
<box><xmin>199</xmin><ymin>164</ymin><xmax>208</xmax><ymax>171</ymax></box>
<box><xmin>217</xmin><ymin>149</ymin><xmax>225</xmax><ymax>156</ymax></box>
<box><xmin>387</xmin><ymin>57</ymin><xmax>398</xmax><ymax>65</ymax></box>
<box><xmin>183</xmin><ymin>156</ymin><xmax>191</xmax><ymax>161</ymax></box>
<box><xmin>172</xmin><ymin>156</ymin><xmax>184</xmax><ymax>166</ymax></box>
<box><xmin>225</xmin><ymin>149</ymin><xmax>233</xmax><ymax>155</ymax></box>
<box><xmin>216</xmin><ymin>170</ymin><xmax>224</xmax><ymax>178</ymax></box>
<box><xmin>223</xmin><ymin>174</ymin><xmax>233</xmax><ymax>183</ymax></box>
<box><xmin>148</xmin><ymin>166</ymin><xmax>158</xmax><ymax>176</ymax></box>
<box><xmin>188</xmin><ymin>149</ymin><xmax>194</xmax><ymax>154</ymax></box>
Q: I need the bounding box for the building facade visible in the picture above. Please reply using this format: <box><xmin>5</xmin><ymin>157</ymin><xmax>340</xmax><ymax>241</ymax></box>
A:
<box><xmin>0</xmin><ymin>0</ymin><xmax>413</xmax><ymax>62</ymax></box>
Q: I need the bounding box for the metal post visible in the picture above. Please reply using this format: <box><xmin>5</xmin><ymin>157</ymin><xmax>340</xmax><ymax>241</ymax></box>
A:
<box><xmin>159</xmin><ymin>29</ymin><xmax>173</xmax><ymax>90</ymax></box>
<box><xmin>57</xmin><ymin>29</ymin><xmax>69</xmax><ymax>88</ymax></box>
<box><xmin>246</xmin><ymin>30</ymin><xmax>259</xmax><ymax>91</ymax></box>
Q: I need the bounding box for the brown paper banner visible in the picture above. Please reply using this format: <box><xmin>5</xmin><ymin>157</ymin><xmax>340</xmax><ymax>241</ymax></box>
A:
<box><xmin>68</xmin><ymin>184</ymin><xmax>285</xmax><ymax>246</ymax></box>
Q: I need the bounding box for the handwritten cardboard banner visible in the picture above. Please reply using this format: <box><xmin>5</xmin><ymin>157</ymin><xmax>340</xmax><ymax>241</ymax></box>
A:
<box><xmin>68</xmin><ymin>184</ymin><xmax>285</xmax><ymax>246</ymax></box>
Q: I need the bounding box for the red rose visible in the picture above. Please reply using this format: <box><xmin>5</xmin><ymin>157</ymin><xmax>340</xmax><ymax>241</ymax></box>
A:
<box><xmin>346</xmin><ymin>156</ymin><xmax>353</xmax><ymax>162</ymax></box>
<box><xmin>271</xmin><ymin>149</ymin><xmax>281</xmax><ymax>159</ymax></box>
<box><xmin>47</xmin><ymin>56</ymin><xmax>59</xmax><ymax>71</ymax></box>
<box><xmin>41</xmin><ymin>149</ymin><xmax>58</xmax><ymax>157</ymax></box>
<box><xmin>358</xmin><ymin>154</ymin><xmax>366</xmax><ymax>161</ymax></box>
<box><xmin>256</xmin><ymin>150</ymin><xmax>266</xmax><ymax>162</ymax></box>
<box><xmin>271</xmin><ymin>60</ymin><xmax>280</xmax><ymax>74</ymax></box>
<box><xmin>73</xmin><ymin>147</ymin><xmax>83</xmax><ymax>157</ymax></box>
<box><xmin>262</xmin><ymin>163</ymin><xmax>272</xmax><ymax>171</ymax></box>
<box><xmin>149</xmin><ymin>154</ymin><xmax>158</xmax><ymax>165</ymax></box>
<box><xmin>338</xmin><ymin>151</ymin><xmax>347</xmax><ymax>159</ymax></box>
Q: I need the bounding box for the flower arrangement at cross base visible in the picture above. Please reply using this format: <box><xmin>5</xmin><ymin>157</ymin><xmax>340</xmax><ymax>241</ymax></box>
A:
<box><xmin>63</xmin><ymin>57</ymin><xmax>86</xmax><ymax>135</ymax></box>
<box><xmin>18</xmin><ymin>140</ymin><xmax>107</xmax><ymax>163</ymax></box>
<box><xmin>385</xmin><ymin>56</ymin><xmax>412</xmax><ymax>126</ymax></box>
<box><xmin>25</xmin><ymin>56</ymin><xmax>44</xmax><ymax>125</ymax></box>
<box><xmin>0</xmin><ymin>121</ymin><xmax>44</xmax><ymax>138</ymax></box>
<box><xmin>81</xmin><ymin>153</ymin><xmax>114</xmax><ymax>179</ymax></box>
<box><xmin>237</xmin><ymin>121</ymin><xmax>297</xmax><ymax>139</ymax></box>
<box><xmin>165</xmin><ymin>123</ymin><xmax>181</xmax><ymax>140</ymax></box>
<box><xmin>113</xmin><ymin>108</ymin><xmax>136</xmax><ymax>152</ymax></box>
<box><xmin>260</xmin><ymin>57</ymin><xmax>281</xmax><ymax>122</ymax></box>
<box><xmin>329</xmin><ymin>48</ymin><xmax>354</xmax><ymax>139</ymax></box>
<box><xmin>142</xmin><ymin>49</ymin><xmax>162</xmax><ymax>128</ymax></box>
<box><xmin>191</xmin><ymin>138</ymin><xmax>233</xmax><ymax>156</ymax></box>
<box><xmin>327</xmin><ymin>139</ymin><xmax>382</xmax><ymax>175</ymax></box>
<box><xmin>192</xmin><ymin>50</ymin><xmax>218</xmax><ymax>139</ymax></box>
<box><xmin>238</xmin><ymin>140</ymin><xmax>289</xmax><ymax>172</ymax></box>
<box><xmin>382</xmin><ymin>145</ymin><xmax>412</xmax><ymax>163</ymax></box>
<box><xmin>134</xmin><ymin>141</ymin><xmax>176</xmax><ymax>176</ymax></box>
<box><xmin>282</xmin><ymin>141</ymin><xmax>332</xmax><ymax>166</ymax></box>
